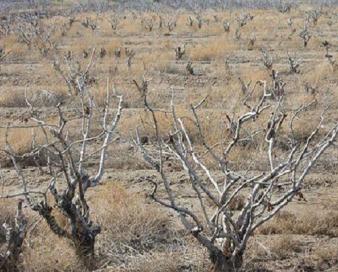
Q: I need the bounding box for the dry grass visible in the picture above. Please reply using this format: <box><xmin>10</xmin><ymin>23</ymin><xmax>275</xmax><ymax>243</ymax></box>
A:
<box><xmin>23</xmin><ymin>220</ymin><xmax>83</xmax><ymax>272</ymax></box>
<box><xmin>0</xmin><ymin>199</ymin><xmax>16</xmax><ymax>226</ymax></box>
<box><xmin>257</xmin><ymin>210</ymin><xmax>338</xmax><ymax>237</ymax></box>
<box><xmin>0</xmin><ymin>88</ymin><xmax>67</xmax><ymax>107</ymax></box>
<box><xmin>1</xmin><ymin>5</ymin><xmax>338</xmax><ymax>272</ymax></box>
<box><xmin>113</xmin><ymin>248</ymin><xmax>208</xmax><ymax>272</ymax></box>
<box><xmin>247</xmin><ymin>234</ymin><xmax>302</xmax><ymax>262</ymax></box>
<box><xmin>16</xmin><ymin>183</ymin><xmax>189</xmax><ymax>271</ymax></box>
<box><xmin>189</xmin><ymin>37</ymin><xmax>237</xmax><ymax>61</ymax></box>
<box><xmin>0</xmin><ymin>89</ymin><xmax>28</xmax><ymax>107</ymax></box>
<box><xmin>89</xmin><ymin>183</ymin><xmax>184</xmax><ymax>267</ymax></box>
<box><xmin>310</xmin><ymin>242</ymin><xmax>338</xmax><ymax>265</ymax></box>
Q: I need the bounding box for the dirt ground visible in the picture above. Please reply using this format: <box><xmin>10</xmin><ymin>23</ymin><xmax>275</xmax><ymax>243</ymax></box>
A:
<box><xmin>0</xmin><ymin>2</ymin><xmax>338</xmax><ymax>271</ymax></box>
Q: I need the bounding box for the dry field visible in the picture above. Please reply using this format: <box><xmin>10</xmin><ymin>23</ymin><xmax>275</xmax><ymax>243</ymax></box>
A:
<box><xmin>0</xmin><ymin>1</ymin><xmax>338</xmax><ymax>271</ymax></box>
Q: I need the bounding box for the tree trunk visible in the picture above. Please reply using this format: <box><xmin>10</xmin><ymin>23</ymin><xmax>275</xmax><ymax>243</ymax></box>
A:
<box><xmin>209</xmin><ymin>251</ymin><xmax>243</xmax><ymax>272</ymax></box>
<box><xmin>73</xmin><ymin>222</ymin><xmax>100</xmax><ymax>270</ymax></box>
<box><xmin>75</xmin><ymin>238</ymin><xmax>96</xmax><ymax>270</ymax></box>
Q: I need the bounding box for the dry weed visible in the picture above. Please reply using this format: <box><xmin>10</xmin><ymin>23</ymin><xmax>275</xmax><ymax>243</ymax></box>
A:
<box><xmin>258</xmin><ymin>210</ymin><xmax>338</xmax><ymax>237</ymax></box>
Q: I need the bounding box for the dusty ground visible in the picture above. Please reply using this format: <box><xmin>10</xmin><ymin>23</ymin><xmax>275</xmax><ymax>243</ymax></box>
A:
<box><xmin>0</xmin><ymin>3</ymin><xmax>338</xmax><ymax>271</ymax></box>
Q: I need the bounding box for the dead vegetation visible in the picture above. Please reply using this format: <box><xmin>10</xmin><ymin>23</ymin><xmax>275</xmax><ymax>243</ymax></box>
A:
<box><xmin>0</xmin><ymin>1</ymin><xmax>338</xmax><ymax>272</ymax></box>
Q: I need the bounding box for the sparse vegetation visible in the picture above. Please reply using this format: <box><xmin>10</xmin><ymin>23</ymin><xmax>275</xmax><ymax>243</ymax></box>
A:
<box><xmin>0</xmin><ymin>1</ymin><xmax>338</xmax><ymax>271</ymax></box>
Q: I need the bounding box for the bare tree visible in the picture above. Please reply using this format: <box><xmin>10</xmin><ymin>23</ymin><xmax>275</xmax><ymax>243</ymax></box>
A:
<box><xmin>306</xmin><ymin>9</ymin><xmax>321</xmax><ymax>26</ymax></box>
<box><xmin>53</xmin><ymin>49</ymin><xmax>96</xmax><ymax>96</ymax></box>
<box><xmin>223</xmin><ymin>20</ymin><xmax>230</xmax><ymax>32</ymax></box>
<box><xmin>114</xmin><ymin>47</ymin><xmax>121</xmax><ymax>58</ymax></box>
<box><xmin>304</xmin><ymin>82</ymin><xmax>317</xmax><ymax>95</ymax></box>
<box><xmin>175</xmin><ymin>45</ymin><xmax>186</xmax><ymax>60</ymax></box>
<box><xmin>187</xmin><ymin>16</ymin><xmax>194</xmax><ymax>27</ymax></box>
<box><xmin>16</xmin><ymin>15</ymin><xmax>58</xmax><ymax>57</ymax></box>
<box><xmin>238</xmin><ymin>77</ymin><xmax>251</xmax><ymax>95</ymax></box>
<box><xmin>236</xmin><ymin>13</ymin><xmax>254</xmax><ymax>28</ymax></box>
<box><xmin>287</xmin><ymin>17</ymin><xmax>297</xmax><ymax>39</ymax></box>
<box><xmin>235</xmin><ymin>27</ymin><xmax>241</xmax><ymax>41</ymax></box>
<box><xmin>125</xmin><ymin>48</ymin><xmax>136</xmax><ymax>69</ymax></box>
<box><xmin>247</xmin><ymin>33</ymin><xmax>256</xmax><ymax>51</ymax></box>
<box><xmin>278</xmin><ymin>2</ymin><xmax>292</xmax><ymax>13</ymax></box>
<box><xmin>135</xmin><ymin>80</ymin><xmax>338</xmax><ymax>271</ymax></box>
<box><xmin>299</xmin><ymin>25</ymin><xmax>311</xmax><ymax>48</ymax></box>
<box><xmin>261</xmin><ymin>48</ymin><xmax>273</xmax><ymax>70</ymax></box>
<box><xmin>322</xmin><ymin>40</ymin><xmax>331</xmax><ymax>58</ymax></box>
<box><xmin>321</xmin><ymin>40</ymin><xmax>337</xmax><ymax>70</ymax></box>
<box><xmin>141</xmin><ymin>18</ymin><xmax>154</xmax><ymax>32</ymax></box>
<box><xmin>100</xmin><ymin>47</ymin><xmax>107</xmax><ymax>59</ymax></box>
<box><xmin>196</xmin><ymin>14</ymin><xmax>203</xmax><ymax>29</ymax></box>
<box><xmin>106</xmin><ymin>13</ymin><xmax>120</xmax><ymax>31</ymax></box>
<box><xmin>270</xmin><ymin>70</ymin><xmax>286</xmax><ymax>99</ymax></box>
<box><xmin>2</xmin><ymin>87</ymin><xmax>123</xmax><ymax>269</ymax></box>
<box><xmin>186</xmin><ymin>61</ymin><xmax>194</xmax><ymax>75</ymax></box>
<box><xmin>81</xmin><ymin>17</ymin><xmax>97</xmax><ymax>32</ymax></box>
<box><xmin>167</xmin><ymin>17</ymin><xmax>177</xmax><ymax>32</ymax></box>
<box><xmin>287</xmin><ymin>52</ymin><xmax>300</xmax><ymax>74</ymax></box>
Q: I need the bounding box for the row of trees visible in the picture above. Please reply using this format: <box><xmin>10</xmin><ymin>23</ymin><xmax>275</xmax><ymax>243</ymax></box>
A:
<box><xmin>1</xmin><ymin>73</ymin><xmax>338</xmax><ymax>271</ymax></box>
<box><xmin>0</xmin><ymin>4</ymin><xmax>338</xmax><ymax>271</ymax></box>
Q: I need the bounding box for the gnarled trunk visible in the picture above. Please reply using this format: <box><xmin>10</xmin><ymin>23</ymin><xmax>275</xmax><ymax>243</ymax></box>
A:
<box><xmin>34</xmin><ymin>200</ymin><xmax>101</xmax><ymax>270</ymax></box>
<box><xmin>209</xmin><ymin>250</ymin><xmax>243</xmax><ymax>272</ymax></box>
<box><xmin>74</xmin><ymin>235</ymin><xmax>97</xmax><ymax>270</ymax></box>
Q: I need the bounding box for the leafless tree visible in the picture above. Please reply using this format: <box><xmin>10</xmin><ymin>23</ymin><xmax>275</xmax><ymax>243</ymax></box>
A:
<box><xmin>68</xmin><ymin>17</ymin><xmax>77</xmax><ymax>28</ymax></box>
<box><xmin>81</xmin><ymin>17</ymin><xmax>97</xmax><ymax>32</ymax></box>
<box><xmin>322</xmin><ymin>40</ymin><xmax>338</xmax><ymax>70</ymax></box>
<box><xmin>197</xmin><ymin>14</ymin><xmax>203</xmax><ymax>29</ymax></box>
<box><xmin>304</xmin><ymin>82</ymin><xmax>317</xmax><ymax>95</ymax></box>
<box><xmin>106</xmin><ymin>14</ymin><xmax>119</xmax><ymax>31</ymax></box>
<box><xmin>270</xmin><ymin>70</ymin><xmax>286</xmax><ymax>99</ymax></box>
<box><xmin>235</xmin><ymin>27</ymin><xmax>241</xmax><ymax>41</ymax></box>
<box><xmin>223</xmin><ymin>21</ymin><xmax>230</xmax><ymax>32</ymax></box>
<box><xmin>175</xmin><ymin>45</ymin><xmax>186</xmax><ymax>60</ymax></box>
<box><xmin>278</xmin><ymin>2</ymin><xmax>292</xmax><ymax>13</ymax></box>
<box><xmin>287</xmin><ymin>52</ymin><xmax>300</xmax><ymax>74</ymax></box>
<box><xmin>114</xmin><ymin>47</ymin><xmax>121</xmax><ymax>58</ymax></box>
<box><xmin>306</xmin><ymin>9</ymin><xmax>321</xmax><ymax>26</ymax></box>
<box><xmin>247</xmin><ymin>33</ymin><xmax>256</xmax><ymax>51</ymax></box>
<box><xmin>238</xmin><ymin>77</ymin><xmax>251</xmax><ymax>95</ymax></box>
<box><xmin>2</xmin><ymin>86</ymin><xmax>123</xmax><ymax>269</ymax></box>
<box><xmin>158</xmin><ymin>15</ymin><xmax>164</xmax><ymax>29</ymax></box>
<box><xmin>53</xmin><ymin>49</ymin><xmax>96</xmax><ymax>96</ymax></box>
<box><xmin>325</xmin><ymin>53</ymin><xmax>337</xmax><ymax>71</ymax></box>
<box><xmin>261</xmin><ymin>48</ymin><xmax>273</xmax><ymax>70</ymax></box>
<box><xmin>141</xmin><ymin>18</ymin><xmax>154</xmax><ymax>32</ymax></box>
<box><xmin>167</xmin><ymin>16</ymin><xmax>177</xmax><ymax>32</ymax></box>
<box><xmin>299</xmin><ymin>25</ymin><xmax>311</xmax><ymax>48</ymax></box>
<box><xmin>187</xmin><ymin>16</ymin><xmax>194</xmax><ymax>27</ymax></box>
<box><xmin>322</xmin><ymin>40</ymin><xmax>331</xmax><ymax>58</ymax></box>
<box><xmin>224</xmin><ymin>58</ymin><xmax>233</xmax><ymax>80</ymax></box>
<box><xmin>100</xmin><ymin>47</ymin><xmax>107</xmax><ymax>59</ymax></box>
<box><xmin>236</xmin><ymin>13</ymin><xmax>254</xmax><ymax>28</ymax></box>
<box><xmin>287</xmin><ymin>17</ymin><xmax>297</xmax><ymax>39</ymax></box>
<box><xmin>16</xmin><ymin>16</ymin><xmax>57</xmax><ymax>57</ymax></box>
<box><xmin>83</xmin><ymin>49</ymin><xmax>89</xmax><ymax>59</ymax></box>
<box><xmin>287</xmin><ymin>17</ymin><xmax>293</xmax><ymax>28</ymax></box>
<box><xmin>186</xmin><ymin>61</ymin><xmax>194</xmax><ymax>75</ymax></box>
<box><xmin>135</xmin><ymin>80</ymin><xmax>338</xmax><ymax>271</ymax></box>
<box><xmin>126</xmin><ymin>48</ymin><xmax>136</xmax><ymax>69</ymax></box>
